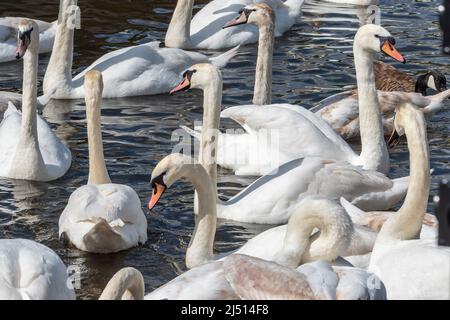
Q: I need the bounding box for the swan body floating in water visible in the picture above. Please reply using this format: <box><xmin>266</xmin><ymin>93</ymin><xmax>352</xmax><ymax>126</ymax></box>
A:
<box><xmin>59</xmin><ymin>71</ymin><xmax>147</xmax><ymax>253</ymax></box>
<box><xmin>42</xmin><ymin>0</ymin><xmax>239</xmax><ymax>99</ymax></box>
<box><xmin>0</xmin><ymin>20</ymin><xmax>71</xmax><ymax>182</ymax></box>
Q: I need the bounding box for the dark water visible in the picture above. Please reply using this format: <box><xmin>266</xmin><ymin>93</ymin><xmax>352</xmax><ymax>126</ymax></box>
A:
<box><xmin>0</xmin><ymin>0</ymin><xmax>449</xmax><ymax>299</ymax></box>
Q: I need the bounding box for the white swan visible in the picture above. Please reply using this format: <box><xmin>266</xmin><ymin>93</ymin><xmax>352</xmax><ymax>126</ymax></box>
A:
<box><xmin>184</xmin><ymin>8</ymin><xmax>406</xmax><ymax>176</ymax></box>
<box><xmin>124</xmin><ymin>169</ymin><xmax>378</xmax><ymax>299</ymax></box>
<box><xmin>171</xmin><ymin>63</ymin><xmax>409</xmax><ymax>224</ymax></box>
<box><xmin>148</xmin><ymin>153</ymin><xmax>376</xmax><ymax>266</ymax></box>
<box><xmin>222</xmin><ymin>254</ymin><xmax>385</xmax><ymax>300</ymax></box>
<box><xmin>0</xmin><ymin>20</ymin><xmax>71</xmax><ymax>181</ymax></box>
<box><xmin>59</xmin><ymin>70</ymin><xmax>147</xmax><ymax>254</ymax></box>
<box><xmin>0</xmin><ymin>238</ymin><xmax>75</xmax><ymax>300</ymax></box>
<box><xmin>42</xmin><ymin>0</ymin><xmax>239</xmax><ymax>99</ymax></box>
<box><xmin>366</xmin><ymin>102</ymin><xmax>450</xmax><ymax>299</ymax></box>
<box><xmin>165</xmin><ymin>0</ymin><xmax>304</xmax><ymax>50</ymax></box>
<box><xmin>0</xmin><ymin>17</ymin><xmax>56</xmax><ymax>63</ymax></box>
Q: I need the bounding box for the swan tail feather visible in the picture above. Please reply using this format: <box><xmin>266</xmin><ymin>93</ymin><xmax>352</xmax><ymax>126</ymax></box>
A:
<box><xmin>37</xmin><ymin>87</ymin><xmax>57</xmax><ymax>107</ymax></box>
<box><xmin>209</xmin><ymin>45</ymin><xmax>240</xmax><ymax>68</ymax></box>
<box><xmin>82</xmin><ymin>218</ymin><xmax>128</xmax><ymax>253</ymax></box>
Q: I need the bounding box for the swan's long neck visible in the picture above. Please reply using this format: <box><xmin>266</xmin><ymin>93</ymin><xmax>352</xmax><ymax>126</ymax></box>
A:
<box><xmin>275</xmin><ymin>198</ymin><xmax>353</xmax><ymax>268</ymax></box>
<box><xmin>196</xmin><ymin>72</ymin><xmax>222</xmax><ymax>209</ymax></box>
<box><xmin>354</xmin><ymin>45</ymin><xmax>389</xmax><ymax>174</ymax></box>
<box><xmin>185</xmin><ymin>164</ymin><xmax>217</xmax><ymax>269</ymax></box>
<box><xmin>43</xmin><ymin>0</ymin><xmax>76</xmax><ymax>95</ymax></box>
<box><xmin>99</xmin><ymin>268</ymin><xmax>144</xmax><ymax>300</ymax></box>
<box><xmin>253</xmin><ymin>20</ymin><xmax>275</xmax><ymax>106</ymax></box>
<box><xmin>11</xmin><ymin>26</ymin><xmax>47</xmax><ymax>180</ymax></box>
<box><xmin>85</xmin><ymin>83</ymin><xmax>111</xmax><ymax>185</ymax></box>
<box><xmin>164</xmin><ymin>0</ymin><xmax>194</xmax><ymax>49</ymax></box>
<box><xmin>378</xmin><ymin>109</ymin><xmax>430</xmax><ymax>242</ymax></box>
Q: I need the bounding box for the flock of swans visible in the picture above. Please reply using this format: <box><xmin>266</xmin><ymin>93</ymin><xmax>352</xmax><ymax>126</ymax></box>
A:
<box><xmin>0</xmin><ymin>0</ymin><xmax>449</xmax><ymax>300</ymax></box>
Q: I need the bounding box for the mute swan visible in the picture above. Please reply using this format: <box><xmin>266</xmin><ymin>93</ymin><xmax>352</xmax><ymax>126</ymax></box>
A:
<box><xmin>149</xmin><ymin>153</ymin><xmax>380</xmax><ymax>265</ymax></box>
<box><xmin>373</xmin><ymin>61</ymin><xmax>447</xmax><ymax>95</ymax></box>
<box><xmin>99</xmin><ymin>267</ymin><xmax>145</xmax><ymax>300</ymax></box>
<box><xmin>364</xmin><ymin>102</ymin><xmax>450</xmax><ymax>299</ymax></box>
<box><xmin>148</xmin><ymin>172</ymin><xmax>379</xmax><ymax>299</ymax></box>
<box><xmin>171</xmin><ymin>64</ymin><xmax>409</xmax><ymax>224</ymax></box>
<box><xmin>223</xmin><ymin>254</ymin><xmax>386</xmax><ymax>300</ymax></box>
<box><xmin>165</xmin><ymin>0</ymin><xmax>305</xmax><ymax>50</ymax></box>
<box><xmin>42</xmin><ymin>0</ymin><xmax>239</xmax><ymax>99</ymax></box>
<box><xmin>0</xmin><ymin>20</ymin><xmax>71</xmax><ymax>181</ymax></box>
<box><xmin>0</xmin><ymin>239</ymin><xmax>75</xmax><ymax>300</ymax></box>
<box><xmin>184</xmin><ymin>8</ymin><xmax>405</xmax><ymax>176</ymax></box>
<box><xmin>59</xmin><ymin>71</ymin><xmax>147</xmax><ymax>253</ymax></box>
<box><xmin>0</xmin><ymin>17</ymin><xmax>56</xmax><ymax>63</ymax></box>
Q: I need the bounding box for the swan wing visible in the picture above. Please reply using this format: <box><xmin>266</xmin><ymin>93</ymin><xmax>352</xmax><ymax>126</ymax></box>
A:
<box><xmin>59</xmin><ymin>184</ymin><xmax>147</xmax><ymax>252</ymax></box>
<box><xmin>223</xmin><ymin>254</ymin><xmax>317</xmax><ymax>300</ymax></box>
<box><xmin>0</xmin><ymin>239</ymin><xmax>75</xmax><ymax>300</ymax></box>
<box><xmin>145</xmin><ymin>261</ymin><xmax>237</xmax><ymax>300</ymax></box>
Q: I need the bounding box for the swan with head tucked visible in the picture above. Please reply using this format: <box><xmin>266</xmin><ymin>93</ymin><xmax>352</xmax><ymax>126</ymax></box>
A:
<box><xmin>58</xmin><ymin>70</ymin><xmax>147</xmax><ymax>253</ymax></box>
<box><xmin>42</xmin><ymin>0</ymin><xmax>239</xmax><ymax>99</ymax></box>
<box><xmin>184</xmin><ymin>7</ymin><xmax>406</xmax><ymax>177</ymax></box>
<box><xmin>0</xmin><ymin>238</ymin><xmax>75</xmax><ymax>300</ymax></box>
<box><xmin>171</xmin><ymin>63</ymin><xmax>409</xmax><ymax>225</ymax></box>
<box><xmin>0</xmin><ymin>20</ymin><xmax>71</xmax><ymax>182</ymax></box>
<box><xmin>365</xmin><ymin>102</ymin><xmax>450</xmax><ymax>299</ymax></box>
<box><xmin>165</xmin><ymin>0</ymin><xmax>304</xmax><ymax>50</ymax></box>
<box><xmin>0</xmin><ymin>16</ymin><xmax>56</xmax><ymax>63</ymax></box>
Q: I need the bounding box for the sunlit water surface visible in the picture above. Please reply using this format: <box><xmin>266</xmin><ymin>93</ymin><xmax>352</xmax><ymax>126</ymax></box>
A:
<box><xmin>0</xmin><ymin>0</ymin><xmax>449</xmax><ymax>299</ymax></box>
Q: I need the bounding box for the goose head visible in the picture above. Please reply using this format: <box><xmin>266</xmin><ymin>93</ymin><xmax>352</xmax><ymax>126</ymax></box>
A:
<box><xmin>355</xmin><ymin>24</ymin><xmax>406</xmax><ymax>64</ymax></box>
<box><xmin>223</xmin><ymin>3</ymin><xmax>275</xmax><ymax>29</ymax></box>
<box><xmin>415</xmin><ymin>70</ymin><xmax>448</xmax><ymax>95</ymax></box>
<box><xmin>16</xmin><ymin>20</ymin><xmax>38</xmax><ymax>60</ymax></box>
<box><xmin>169</xmin><ymin>63</ymin><xmax>222</xmax><ymax>94</ymax></box>
<box><xmin>387</xmin><ymin>102</ymin><xmax>423</xmax><ymax>148</ymax></box>
<box><xmin>148</xmin><ymin>154</ymin><xmax>198</xmax><ymax>210</ymax></box>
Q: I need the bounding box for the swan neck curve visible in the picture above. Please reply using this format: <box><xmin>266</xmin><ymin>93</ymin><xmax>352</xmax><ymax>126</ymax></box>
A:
<box><xmin>354</xmin><ymin>45</ymin><xmax>389</xmax><ymax>174</ymax></box>
<box><xmin>253</xmin><ymin>18</ymin><xmax>275</xmax><ymax>105</ymax></box>
<box><xmin>164</xmin><ymin>0</ymin><xmax>194</xmax><ymax>48</ymax></box>
<box><xmin>185</xmin><ymin>164</ymin><xmax>217</xmax><ymax>269</ymax></box>
<box><xmin>85</xmin><ymin>82</ymin><xmax>111</xmax><ymax>185</ymax></box>
<box><xmin>378</xmin><ymin>110</ymin><xmax>430</xmax><ymax>241</ymax></box>
<box><xmin>43</xmin><ymin>0</ymin><xmax>76</xmax><ymax>96</ymax></box>
<box><xmin>275</xmin><ymin>198</ymin><xmax>353</xmax><ymax>268</ymax></box>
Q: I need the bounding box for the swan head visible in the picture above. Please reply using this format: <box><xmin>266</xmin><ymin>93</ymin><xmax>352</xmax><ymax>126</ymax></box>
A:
<box><xmin>354</xmin><ymin>24</ymin><xmax>405</xmax><ymax>64</ymax></box>
<box><xmin>223</xmin><ymin>3</ymin><xmax>275</xmax><ymax>29</ymax></box>
<box><xmin>16</xmin><ymin>20</ymin><xmax>38</xmax><ymax>60</ymax></box>
<box><xmin>388</xmin><ymin>102</ymin><xmax>424</xmax><ymax>148</ymax></box>
<box><xmin>148</xmin><ymin>154</ymin><xmax>199</xmax><ymax>210</ymax></box>
<box><xmin>170</xmin><ymin>63</ymin><xmax>222</xmax><ymax>94</ymax></box>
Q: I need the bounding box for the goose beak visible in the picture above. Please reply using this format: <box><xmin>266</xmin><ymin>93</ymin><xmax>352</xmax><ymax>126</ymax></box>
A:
<box><xmin>223</xmin><ymin>9</ymin><xmax>250</xmax><ymax>29</ymax></box>
<box><xmin>170</xmin><ymin>77</ymin><xmax>191</xmax><ymax>95</ymax></box>
<box><xmin>387</xmin><ymin>128</ymin><xmax>401</xmax><ymax>149</ymax></box>
<box><xmin>381</xmin><ymin>40</ymin><xmax>406</xmax><ymax>64</ymax></box>
<box><xmin>148</xmin><ymin>183</ymin><xmax>166</xmax><ymax>210</ymax></box>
